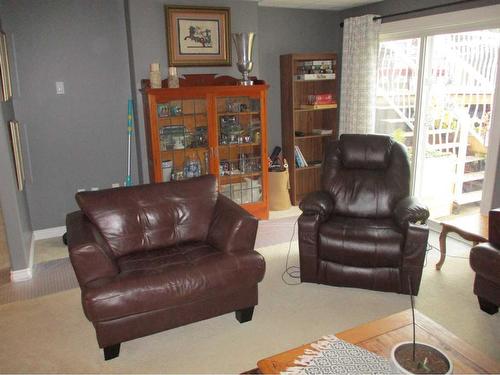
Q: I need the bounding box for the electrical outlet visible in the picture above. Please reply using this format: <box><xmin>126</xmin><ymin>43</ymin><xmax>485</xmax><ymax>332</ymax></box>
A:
<box><xmin>90</xmin><ymin>187</ymin><xmax>99</xmax><ymax>191</ymax></box>
<box><xmin>56</xmin><ymin>81</ymin><xmax>65</xmax><ymax>95</ymax></box>
<box><xmin>111</xmin><ymin>183</ymin><xmax>120</xmax><ymax>188</ymax></box>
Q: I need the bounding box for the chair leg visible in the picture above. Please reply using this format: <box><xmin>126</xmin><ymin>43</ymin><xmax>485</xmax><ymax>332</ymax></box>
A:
<box><xmin>235</xmin><ymin>306</ymin><xmax>254</xmax><ymax>323</ymax></box>
<box><xmin>478</xmin><ymin>297</ymin><xmax>498</xmax><ymax>315</ymax></box>
<box><xmin>103</xmin><ymin>343</ymin><xmax>121</xmax><ymax>360</ymax></box>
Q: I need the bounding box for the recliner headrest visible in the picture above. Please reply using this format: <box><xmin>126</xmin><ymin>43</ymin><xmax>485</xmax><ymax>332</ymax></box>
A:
<box><xmin>340</xmin><ymin>134</ymin><xmax>393</xmax><ymax>170</ymax></box>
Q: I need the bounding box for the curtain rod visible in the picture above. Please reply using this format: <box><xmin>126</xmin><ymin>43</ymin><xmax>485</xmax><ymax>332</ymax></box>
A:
<box><xmin>339</xmin><ymin>0</ymin><xmax>480</xmax><ymax>28</ymax></box>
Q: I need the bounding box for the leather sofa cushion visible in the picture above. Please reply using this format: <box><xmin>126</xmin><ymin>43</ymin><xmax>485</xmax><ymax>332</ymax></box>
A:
<box><xmin>319</xmin><ymin>216</ymin><xmax>404</xmax><ymax>268</ymax></box>
<box><xmin>322</xmin><ymin>139</ymin><xmax>410</xmax><ymax>218</ymax></box>
<box><xmin>82</xmin><ymin>242</ymin><xmax>266</xmax><ymax>322</ymax></box>
<box><xmin>327</xmin><ymin>169</ymin><xmax>397</xmax><ymax>218</ymax></box>
<box><xmin>340</xmin><ymin>134</ymin><xmax>393</xmax><ymax>170</ymax></box>
<box><xmin>76</xmin><ymin>175</ymin><xmax>218</xmax><ymax>257</ymax></box>
<box><xmin>319</xmin><ymin>260</ymin><xmax>401</xmax><ymax>293</ymax></box>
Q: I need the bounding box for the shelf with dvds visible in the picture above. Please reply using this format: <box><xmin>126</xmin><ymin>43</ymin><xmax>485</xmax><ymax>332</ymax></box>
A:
<box><xmin>280</xmin><ymin>53</ymin><xmax>338</xmax><ymax>205</ymax></box>
<box><xmin>141</xmin><ymin>75</ymin><xmax>269</xmax><ymax>219</ymax></box>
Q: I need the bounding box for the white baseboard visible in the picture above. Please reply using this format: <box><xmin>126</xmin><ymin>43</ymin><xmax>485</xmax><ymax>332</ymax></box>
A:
<box><xmin>10</xmin><ymin>232</ymin><xmax>35</xmax><ymax>282</ymax></box>
<box><xmin>33</xmin><ymin>225</ymin><xmax>66</xmax><ymax>240</ymax></box>
<box><xmin>10</xmin><ymin>267</ymin><xmax>33</xmax><ymax>282</ymax></box>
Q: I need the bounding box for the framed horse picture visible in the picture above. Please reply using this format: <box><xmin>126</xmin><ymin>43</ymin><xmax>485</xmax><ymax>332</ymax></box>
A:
<box><xmin>165</xmin><ymin>6</ymin><xmax>231</xmax><ymax>67</ymax></box>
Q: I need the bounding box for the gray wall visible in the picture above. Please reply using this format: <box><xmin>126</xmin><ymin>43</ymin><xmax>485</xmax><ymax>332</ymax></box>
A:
<box><xmin>126</xmin><ymin>0</ymin><xmax>339</xmax><ymax>181</ymax></box>
<box><xmin>6</xmin><ymin>0</ymin><xmax>497</xmax><ymax>231</ymax></box>
<box><xmin>0</xmin><ymin>17</ymin><xmax>33</xmax><ymax>271</ymax></box>
<box><xmin>0</xmin><ymin>0</ymin><xmax>340</xmax><ymax>230</ymax></box>
<box><xmin>0</xmin><ymin>0</ymin><xmax>134</xmax><ymax>230</ymax></box>
<box><xmin>258</xmin><ymin>7</ymin><xmax>339</xmax><ymax>151</ymax></box>
<box><xmin>126</xmin><ymin>0</ymin><xmax>261</xmax><ymax>183</ymax></box>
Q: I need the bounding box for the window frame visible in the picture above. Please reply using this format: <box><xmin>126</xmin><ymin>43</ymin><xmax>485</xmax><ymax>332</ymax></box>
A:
<box><xmin>378</xmin><ymin>4</ymin><xmax>500</xmax><ymax>214</ymax></box>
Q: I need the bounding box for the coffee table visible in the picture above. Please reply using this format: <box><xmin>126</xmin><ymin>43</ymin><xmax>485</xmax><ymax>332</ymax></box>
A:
<box><xmin>257</xmin><ymin>309</ymin><xmax>500</xmax><ymax>374</ymax></box>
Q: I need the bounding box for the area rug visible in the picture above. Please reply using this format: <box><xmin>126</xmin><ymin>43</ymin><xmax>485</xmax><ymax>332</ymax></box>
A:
<box><xmin>285</xmin><ymin>335</ymin><xmax>391</xmax><ymax>374</ymax></box>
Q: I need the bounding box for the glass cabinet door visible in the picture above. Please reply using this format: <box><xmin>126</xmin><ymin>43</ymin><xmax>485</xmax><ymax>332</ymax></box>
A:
<box><xmin>217</xmin><ymin>95</ymin><xmax>263</xmax><ymax>205</ymax></box>
<box><xmin>156</xmin><ymin>98</ymin><xmax>210</xmax><ymax>181</ymax></box>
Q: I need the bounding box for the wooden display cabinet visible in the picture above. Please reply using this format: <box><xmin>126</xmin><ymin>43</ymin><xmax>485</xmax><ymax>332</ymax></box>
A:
<box><xmin>141</xmin><ymin>74</ymin><xmax>269</xmax><ymax>219</ymax></box>
<box><xmin>280</xmin><ymin>53</ymin><xmax>338</xmax><ymax>205</ymax></box>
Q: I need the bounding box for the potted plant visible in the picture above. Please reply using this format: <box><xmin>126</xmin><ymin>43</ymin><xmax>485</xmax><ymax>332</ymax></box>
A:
<box><xmin>390</xmin><ymin>278</ymin><xmax>453</xmax><ymax>374</ymax></box>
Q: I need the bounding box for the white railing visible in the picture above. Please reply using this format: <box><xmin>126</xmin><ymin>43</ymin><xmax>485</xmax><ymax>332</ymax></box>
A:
<box><xmin>377</xmin><ymin>31</ymin><xmax>498</xmax><ymax>149</ymax></box>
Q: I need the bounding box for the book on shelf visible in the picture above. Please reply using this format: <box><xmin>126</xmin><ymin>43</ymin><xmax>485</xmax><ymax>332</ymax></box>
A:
<box><xmin>294</xmin><ymin>73</ymin><xmax>335</xmax><ymax>81</ymax></box>
<box><xmin>299</xmin><ymin>103</ymin><xmax>337</xmax><ymax>110</ymax></box>
<box><xmin>298</xmin><ymin>60</ymin><xmax>334</xmax><ymax>67</ymax></box>
<box><xmin>307</xmin><ymin>94</ymin><xmax>333</xmax><ymax>105</ymax></box>
<box><xmin>294</xmin><ymin>145</ymin><xmax>308</xmax><ymax>168</ymax></box>
<box><xmin>312</xmin><ymin>129</ymin><xmax>333</xmax><ymax>135</ymax></box>
<box><xmin>294</xmin><ymin>152</ymin><xmax>302</xmax><ymax>168</ymax></box>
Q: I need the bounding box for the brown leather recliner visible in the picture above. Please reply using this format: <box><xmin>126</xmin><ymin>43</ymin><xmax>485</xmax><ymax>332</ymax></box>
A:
<box><xmin>470</xmin><ymin>208</ymin><xmax>500</xmax><ymax>314</ymax></box>
<box><xmin>298</xmin><ymin>134</ymin><xmax>430</xmax><ymax>295</ymax></box>
<box><xmin>66</xmin><ymin>175</ymin><xmax>265</xmax><ymax>360</ymax></box>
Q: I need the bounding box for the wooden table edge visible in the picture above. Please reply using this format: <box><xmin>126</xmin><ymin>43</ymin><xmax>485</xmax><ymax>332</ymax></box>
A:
<box><xmin>414</xmin><ymin>311</ymin><xmax>500</xmax><ymax>373</ymax></box>
<box><xmin>256</xmin><ymin>309</ymin><xmax>500</xmax><ymax>374</ymax></box>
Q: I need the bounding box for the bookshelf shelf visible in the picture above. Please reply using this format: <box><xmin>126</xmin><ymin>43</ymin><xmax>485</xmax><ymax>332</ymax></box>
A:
<box><xmin>280</xmin><ymin>53</ymin><xmax>338</xmax><ymax>205</ymax></box>
<box><xmin>295</xmin><ymin>134</ymin><xmax>332</xmax><ymax>140</ymax></box>
<box><xmin>295</xmin><ymin>164</ymin><xmax>322</xmax><ymax>171</ymax></box>
<box><xmin>294</xmin><ymin>106</ymin><xmax>337</xmax><ymax>112</ymax></box>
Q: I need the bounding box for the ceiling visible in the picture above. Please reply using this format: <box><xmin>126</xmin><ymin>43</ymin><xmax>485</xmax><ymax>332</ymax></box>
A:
<box><xmin>249</xmin><ymin>0</ymin><xmax>384</xmax><ymax>11</ymax></box>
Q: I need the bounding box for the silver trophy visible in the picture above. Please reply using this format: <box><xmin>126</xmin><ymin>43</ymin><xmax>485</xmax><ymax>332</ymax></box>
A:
<box><xmin>232</xmin><ymin>32</ymin><xmax>255</xmax><ymax>86</ymax></box>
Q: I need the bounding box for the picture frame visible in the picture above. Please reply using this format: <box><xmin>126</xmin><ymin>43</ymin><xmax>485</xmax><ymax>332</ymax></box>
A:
<box><xmin>165</xmin><ymin>5</ymin><xmax>231</xmax><ymax>67</ymax></box>
<box><xmin>9</xmin><ymin>121</ymin><xmax>25</xmax><ymax>191</ymax></box>
<box><xmin>0</xmin><ymin>31</ymin><xmax>13</xmax><ymax>101</ymax></box>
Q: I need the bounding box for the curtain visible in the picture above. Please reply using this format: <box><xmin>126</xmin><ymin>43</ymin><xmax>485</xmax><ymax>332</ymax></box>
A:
<box><xmin>339</xmin><ymin>15</ymin><xmax>381</xmax><ymax>134</ymax></box>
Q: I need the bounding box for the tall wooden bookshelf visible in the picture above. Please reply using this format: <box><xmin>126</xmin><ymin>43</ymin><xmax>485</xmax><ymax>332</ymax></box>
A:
<box><xmin>280</xmin><ymin>53</ymin><xmax>338</xmax><ymax>205</ymax></box>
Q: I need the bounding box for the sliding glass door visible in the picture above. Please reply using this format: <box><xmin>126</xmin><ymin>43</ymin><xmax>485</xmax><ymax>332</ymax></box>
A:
<box><xmin>376</xmin><ymin>29</ymin><xmax>500</xmax><ymax>222</ymax></box>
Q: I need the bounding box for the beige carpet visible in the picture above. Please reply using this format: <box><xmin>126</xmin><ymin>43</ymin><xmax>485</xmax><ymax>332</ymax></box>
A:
<box><xmin>0</xmin><ymin>236</ymin><xmax>498</xmax><ymax>373</ymax></box>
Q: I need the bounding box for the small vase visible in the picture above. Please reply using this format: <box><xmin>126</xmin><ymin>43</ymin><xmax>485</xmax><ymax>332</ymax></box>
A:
<box><xmin>149</xmin><ymin>63</ymin><xmax>162</xmax><ymax>88</ymax></box>
<box><xmin>168</xmin><ymin>67</ymin><xmax>179</xmax><ymax>88</ymax></box>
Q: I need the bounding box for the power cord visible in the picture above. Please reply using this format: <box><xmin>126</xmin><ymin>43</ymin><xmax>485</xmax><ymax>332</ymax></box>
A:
<box><xmin>428</xmin><ymin>242</ymin><xmax>470</xmax><ymax>259</ymax></box>
<box><xmin>281</xmin><ymin>217</ymin><xmax>301</xmax><ymax>285</ymax></box>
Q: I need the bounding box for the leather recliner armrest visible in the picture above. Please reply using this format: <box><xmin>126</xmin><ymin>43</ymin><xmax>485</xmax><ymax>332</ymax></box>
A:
<box><xmin>207</xmin><ymin>194</ymin><xmax>258</xmax><ymax>253</ymax></box>
<box><xmin>66</xmin><ymin>211</ymin><xmax>119</xmax><ymax>287</ymax></box>
<box><xmin>299</xmin><ymin>191</ymin><xmax>334</xmax><ymax>219</ymax></box>
<box><xmin>394</xmin><ymin>196</ymin><xmax>429</xmax><ymax>229</ymax></box>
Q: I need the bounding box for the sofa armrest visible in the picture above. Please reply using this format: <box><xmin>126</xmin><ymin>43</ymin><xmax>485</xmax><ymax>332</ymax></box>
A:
<box><xmin>489</xmin><ymin>208</ymin><xmax>500</xmax><ymax>245</ymax></box>
<box><xmin>299</xmin><ymin>191</ymin><xmax>334</xmax><ymax>218</ymax></box>
<box><xmin>207</xmin><ymin>194</ymin><xmax>258</xmax><ymax>253</ymax></box>
<box><xmin>470</xmin><ymin>242</ymin><xmax>500</xmax><ymax>285</ymax></box>
<box><xmin>394</xmin><ymin>196</ymin><xmax>429</xmax><ymax>229</ymax></box>
<box><xmin>66</xmin><ymin>211</ymin><xmax>119</xmax><ymax>287</ymax></box>
<box><xmin>400</xmin><ymin>222</ymin><xmax>429</xmax><ymax>295</ymax></box>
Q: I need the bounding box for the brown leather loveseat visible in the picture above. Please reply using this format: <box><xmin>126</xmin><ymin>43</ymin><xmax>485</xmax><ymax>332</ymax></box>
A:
<box><xmin>66</xmin><ymin>175</ymin><xmax>265</xmax><ymax>360</ymax></box>
<box><xmin>298</xmin><ymin>134</ymin><xmax>430</xmax><ymax>295</ymax></box>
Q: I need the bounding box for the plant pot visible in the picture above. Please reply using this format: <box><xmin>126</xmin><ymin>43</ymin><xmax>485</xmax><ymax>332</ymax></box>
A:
<box><xmin>390</xmin><ymin>342</ymin><xmax>453</xmax><ymax>374</ymax></box>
